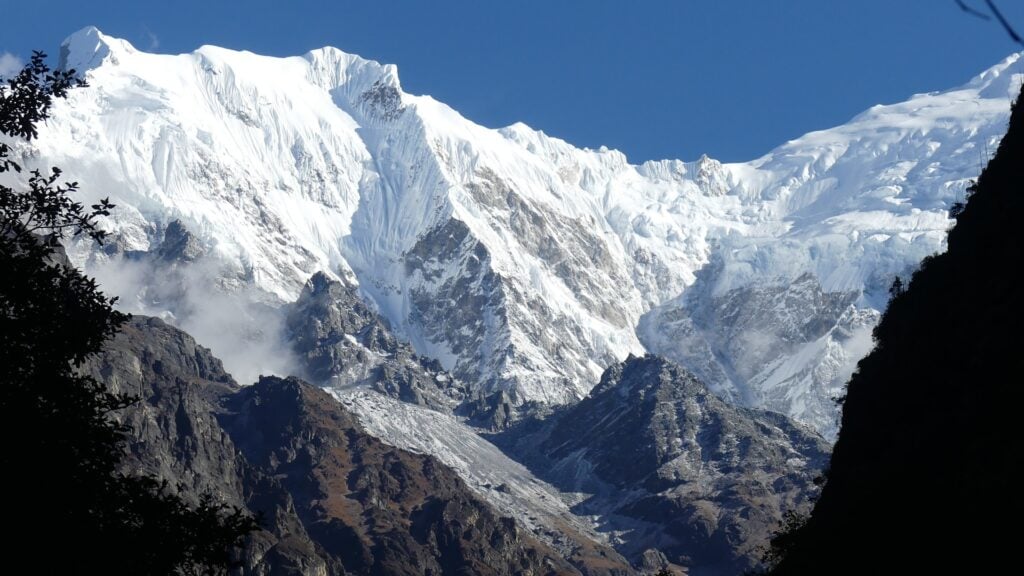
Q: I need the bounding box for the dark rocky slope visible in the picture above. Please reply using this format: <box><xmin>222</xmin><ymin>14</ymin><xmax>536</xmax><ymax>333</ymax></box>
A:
<box><xmin>286</xmin><ymin>272</ymin><xmax>518</xmax><ymax>429</ymax></box>
<box><xmin>286</xmin><ymin>272</ymin><xmax>470</xmax><ymax>412</ymax></box>
<box><xmin>498</xmin><ymin>355</ymin><xmax>830</xmax><ymax>576</ymax></box>
<box><xmin>769</xmin><ymin>92</ymin><xmax>1024</xmax><ymax>574</ymax></box>
<box><xmin>85</xmin><ymin>316</ymin><xmax>579</xmax><ymax>575</ymax></box>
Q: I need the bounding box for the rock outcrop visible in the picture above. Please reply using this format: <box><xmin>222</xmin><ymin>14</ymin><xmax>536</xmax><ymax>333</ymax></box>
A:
<box><xmin>85</xmin><ymin>316</ymin><xmax>580</xmax><ymax>575</ymax></box>
<box><xmin>287</xmin><ymin>271</ymin><xmax>471</xmax><ymax>412</ymax></box>
<box><xmin>499</xmin><ymin>355</ymin><xmax>830</xmax><ymax>575</ymax></box>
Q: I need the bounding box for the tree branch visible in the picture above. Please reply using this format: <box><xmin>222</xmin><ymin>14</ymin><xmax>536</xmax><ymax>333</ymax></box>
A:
<box><xmin>984</xmin><ymin>0</ymin><xmax>1024</xmax><ymax>48</ymax></box>
<box><xmin>956</xmin><ymin>0</ymin><xmax>991</xmax><ymax>20</ymax></box>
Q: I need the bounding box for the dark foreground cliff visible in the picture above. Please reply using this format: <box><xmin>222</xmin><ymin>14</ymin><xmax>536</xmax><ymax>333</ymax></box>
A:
<box><xmin>85</xmin><ymin>316</ymin><xmax>581</xmax><ymax>575</ymax></box>
<box><xmin>769</xmin><ymin>91</ymin><xmax>1024</xmax><ymax>573</ymax></box>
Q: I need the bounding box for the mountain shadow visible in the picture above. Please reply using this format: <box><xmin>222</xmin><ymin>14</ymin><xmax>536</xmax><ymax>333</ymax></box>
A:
<box><xmin>768</xmin><ymin>88</ymin><xmax>1024</xmax><ymax>573</ymax></box>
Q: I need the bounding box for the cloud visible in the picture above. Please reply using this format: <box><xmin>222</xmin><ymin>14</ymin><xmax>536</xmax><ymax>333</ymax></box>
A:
<box><xmin>141</xmin><ymin>26</ymin><xmax>160</xmax><ymax>51</ymax></box>
<box><xmin>85</xmin><ymin>239</ymin><xmax>302</xmax><ymax>387</ymax></box>
<box><xmin>0</xmin><ymin>52</ymin><xmax>23</xmax><ymax>78</ymax></box>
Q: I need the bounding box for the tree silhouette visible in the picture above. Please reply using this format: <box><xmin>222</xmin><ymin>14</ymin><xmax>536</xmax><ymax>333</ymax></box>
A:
<box><xmin>1</xmin><ymin>52</ymin><xmax>256</xmax><ymax>575</ymax></box>
<box><xmin>887</xmin><ymin>276</ymin><xmax>905</xmax><ymax>300</ymax></box>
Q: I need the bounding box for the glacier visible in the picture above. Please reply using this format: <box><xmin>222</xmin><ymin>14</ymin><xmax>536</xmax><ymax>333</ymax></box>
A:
<box><xmin>14</xmin><ymin>27</ymin><xmax>1023</xmax><ymax>436</ymax></box>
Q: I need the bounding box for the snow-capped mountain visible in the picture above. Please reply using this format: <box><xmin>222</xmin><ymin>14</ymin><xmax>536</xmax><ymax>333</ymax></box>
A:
<box><xmin>20</xmin><ymin>27</ymin><xmax>1023</xmax><ymax>435</ymax></box>
<box><xmin>638</xmin><ymin>60</ymin><xmax>1022</xmax><ymax>436</ymax></box>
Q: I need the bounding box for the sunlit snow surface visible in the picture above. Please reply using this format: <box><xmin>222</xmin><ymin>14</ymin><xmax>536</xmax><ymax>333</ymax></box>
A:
<box><xmin>21</xmin><ymin>27</ymin><xmax>1023</xmax><ymax>436</ymax></box>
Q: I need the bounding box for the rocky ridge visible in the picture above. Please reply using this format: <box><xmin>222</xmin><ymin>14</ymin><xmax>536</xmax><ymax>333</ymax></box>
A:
<box><xmin>85</xmin><ymin>316</ymin><xmax>597</xmax><ymax>575</ymax></box>
<box><xmin>497</xmin><ymin>355</ymin><xmax>830</xmax><ymax>575</ymax></box>
<box><xmin>286</xmin><ymin>271</ymin><xmax>471</xmax><ymax>412</ymax></box>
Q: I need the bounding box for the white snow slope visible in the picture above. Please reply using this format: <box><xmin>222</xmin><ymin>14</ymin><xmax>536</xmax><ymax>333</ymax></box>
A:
<box><xmin>18</xmin><ymin>28</ymin><xmax>1023</xmax><ymax>435</ymax></box>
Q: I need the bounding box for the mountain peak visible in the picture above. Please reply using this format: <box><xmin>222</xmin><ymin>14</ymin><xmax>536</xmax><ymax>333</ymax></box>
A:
<box><xmin>302</xmin><ymin>44</ymin><xmax>402</xmax><ymax>95</ymax></box>
<box><xmin>59</xmin><ymin>26</ymin><xmax>136</xmax><ymax>73</ymax></box>
<box><xmin>590</xmin><ymin>353</ymin><xmax>702</xmax><ymax>400</ymax></box>
<box><xmin>970</xmin><ymin>51</ymin><xmax>1024</xmax><ymax>99</ymax></box>
<box><xmin>519</xmin><ymin>350</ymin><xmax>829</xmax><ymax>573</ymax></box>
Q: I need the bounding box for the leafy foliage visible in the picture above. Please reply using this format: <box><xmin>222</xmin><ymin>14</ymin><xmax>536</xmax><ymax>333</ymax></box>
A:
<box><xmin>1</xmin><ymin>52</ymin><xmax>256</xmax><ymax>574</ymax></box>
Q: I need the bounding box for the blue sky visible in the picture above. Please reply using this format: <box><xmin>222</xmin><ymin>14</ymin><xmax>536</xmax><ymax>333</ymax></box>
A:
<box><xmin>2</xmin><ymin>1</ymin><xmax>1022</xmax><ymax>162</ymax></box>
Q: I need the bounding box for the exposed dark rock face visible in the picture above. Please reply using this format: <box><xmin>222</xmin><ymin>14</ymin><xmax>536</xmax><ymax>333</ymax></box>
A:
<box><xmin>88</xmin><ymin>316</ymin><xmax>249</xmax><ymax>502</ymax></box>
<box><xmin>458</xmin><ymin>390</ymin><xmax>516</xmax><ymax>431</ymax></box>
<box><xmin>359</xmin><ymin>80</ymin><xmax>405</xmax><ymax>121</ymax></box>
<box><xmin>84</xmin><ymin>316</ymin><xmax>579</xmax><ymax>575</ymax></box>
<box><xmin>498</xmin><ymin>355</ymin><xmax>829</xmax><ymax>576</ymax></box>
<box><xmin>768</xmin><ymin>90</ymin><xmax>1024</xmax><ymax>575</ymax></box>
<box><xmin>286</xmin><ymin>272</ymin><xmax>471</xmax><ymax>412</ymax></box>
<box><xmin>156</xmin><ymin>219</ymin><xmax>206</xmax><ymax>263</ymax></box>
<box><xmin>403</xmin><ymin>217</ymin><xmax>513</xmax><ymax>398</ymax></box>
